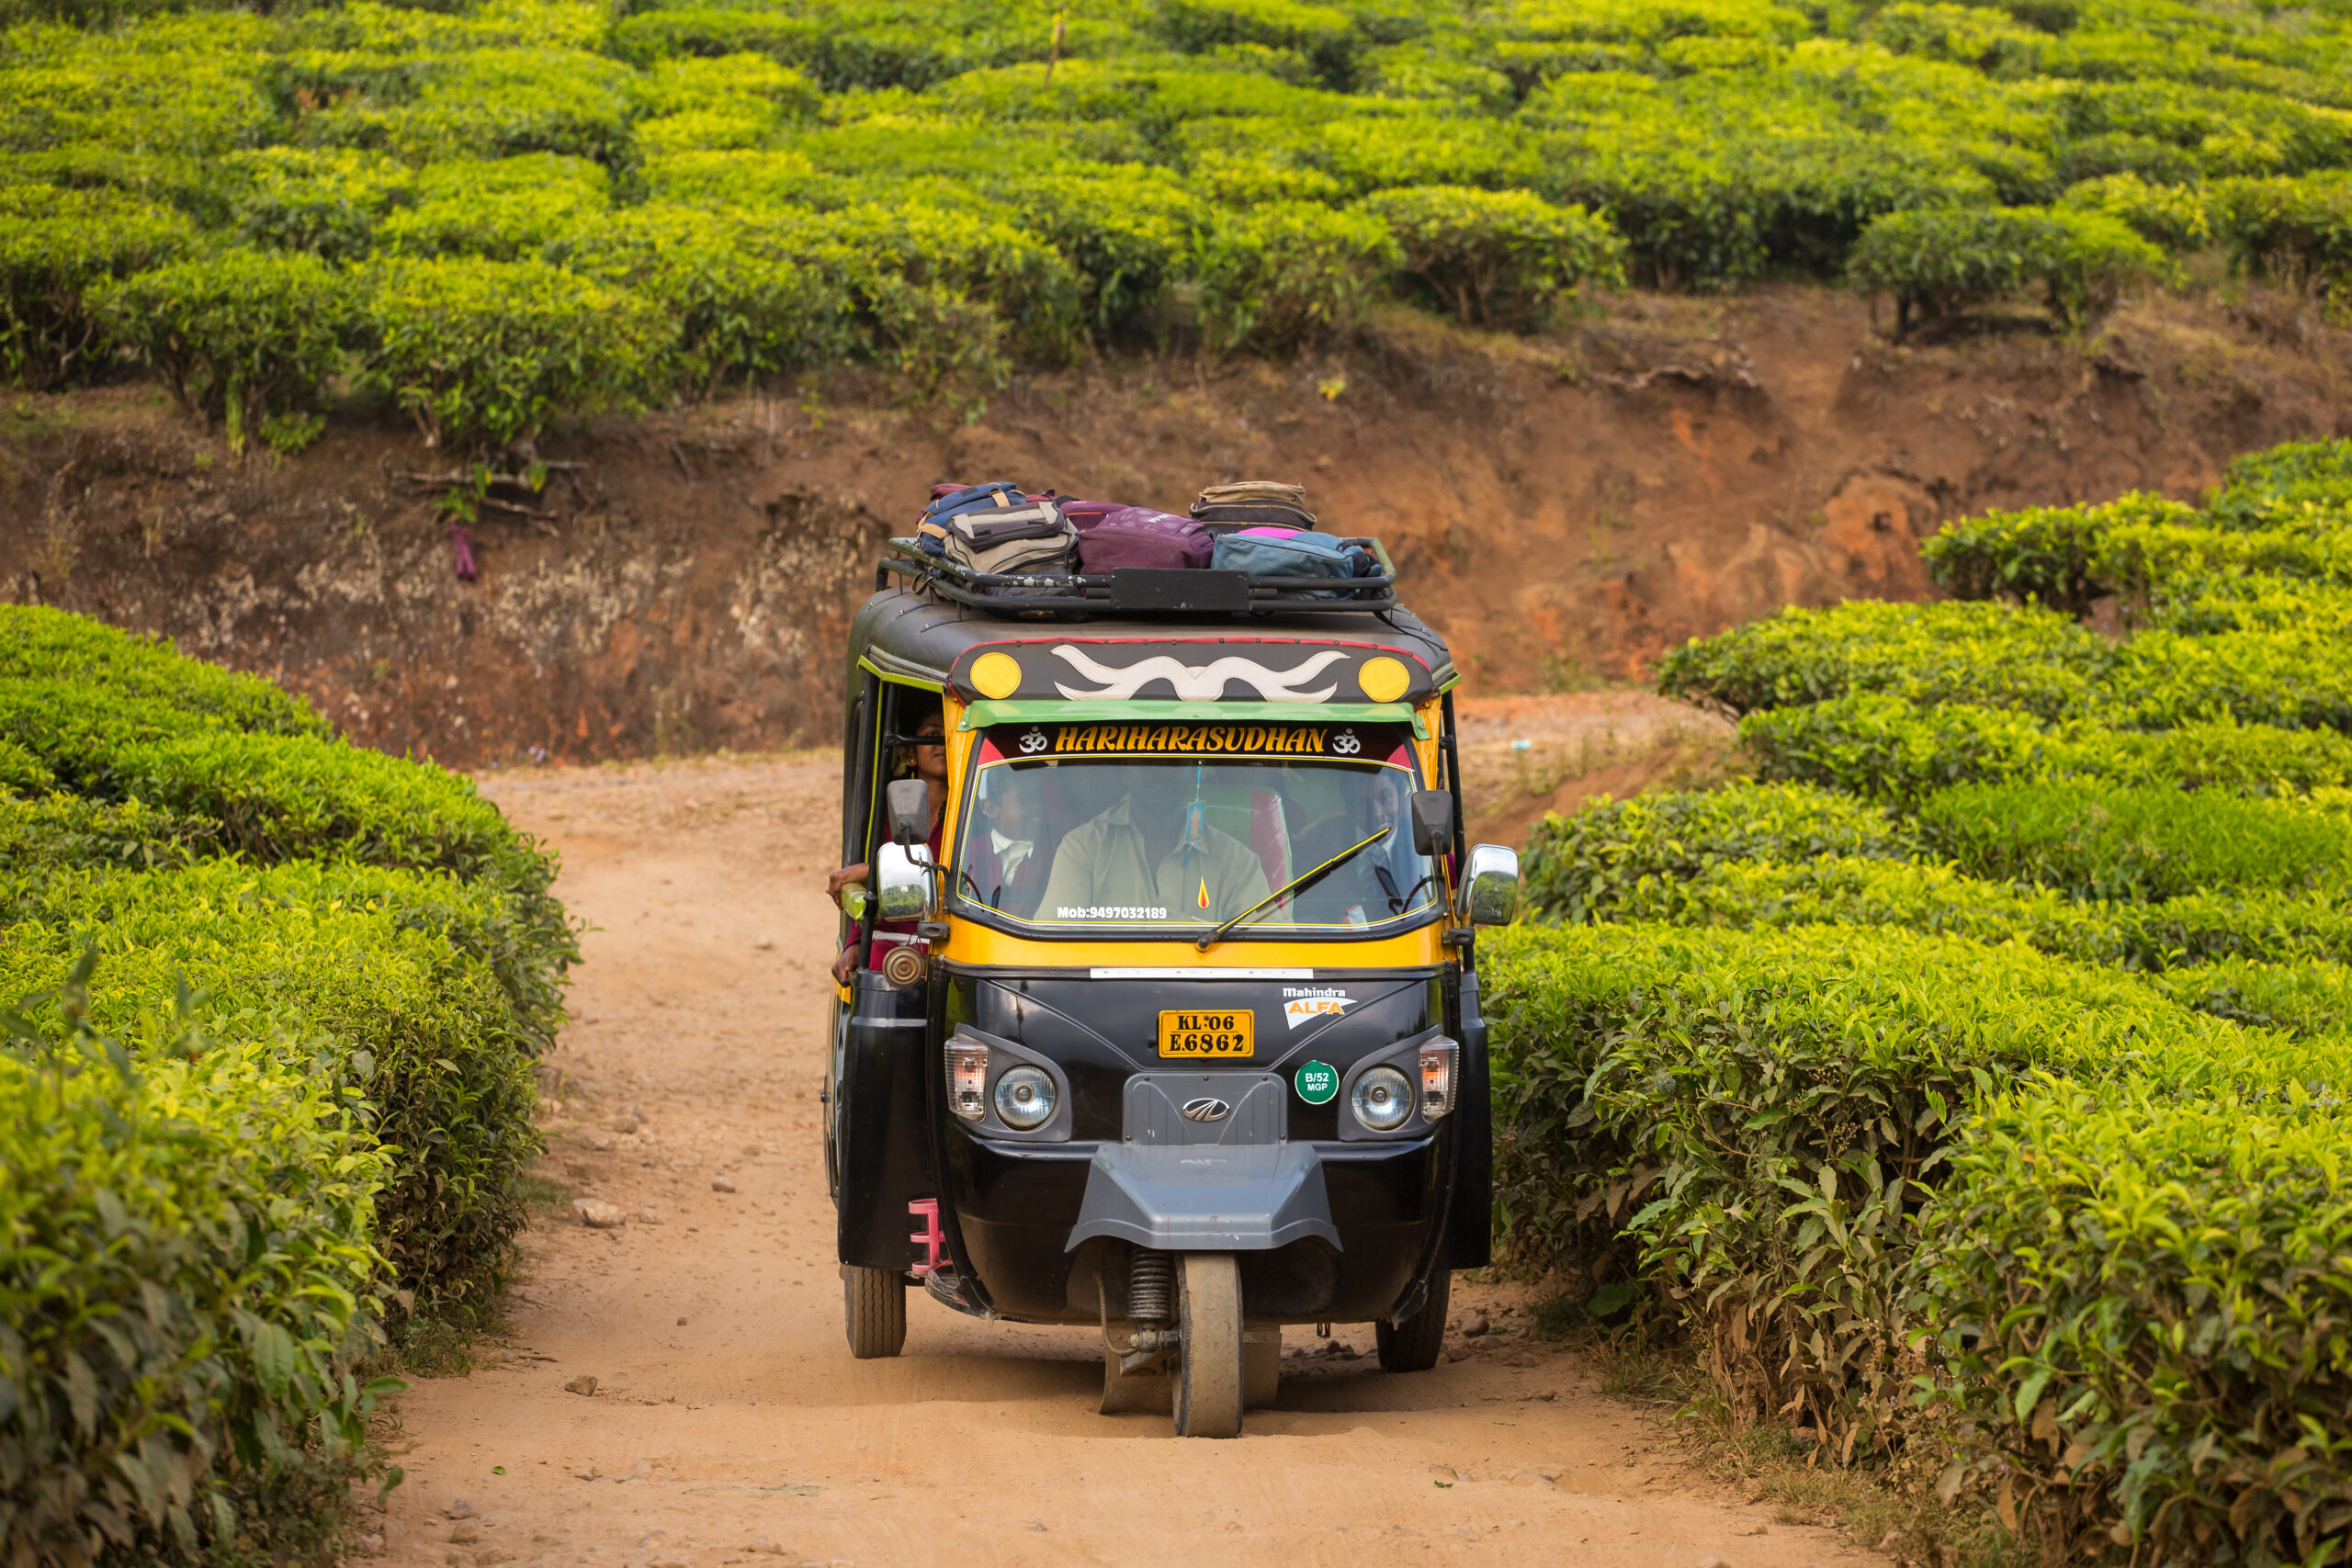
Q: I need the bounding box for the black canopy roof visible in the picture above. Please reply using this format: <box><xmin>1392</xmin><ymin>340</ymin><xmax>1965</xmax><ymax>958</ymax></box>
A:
<box><xmin>846</xmin><ymin>587</ymin><xmax>1458</xmax><ymax>706</ymax></box>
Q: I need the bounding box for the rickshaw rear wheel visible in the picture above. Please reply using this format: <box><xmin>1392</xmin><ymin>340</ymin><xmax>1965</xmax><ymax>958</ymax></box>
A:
<box><xmin>1173</xmin><ymin>1254</ymin><xmax>1244</xmax><ymax>1438</ymax></box>
<box><xmin>1374</xmin><ymin>1265</ymin><xmax>1451</xmax><ymax>1372</ymax></box>
<box><xmin>842</xmin><ymin>1266</ymin><xmax>906</xmax><ymax>1359</ymax></box>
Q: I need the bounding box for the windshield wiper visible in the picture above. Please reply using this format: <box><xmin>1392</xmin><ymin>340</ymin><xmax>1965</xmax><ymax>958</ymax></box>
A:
<box><xmin>1196</xmin><ymin>829</ymin><xmax>1390</xmax><ymax>951</ymax></box>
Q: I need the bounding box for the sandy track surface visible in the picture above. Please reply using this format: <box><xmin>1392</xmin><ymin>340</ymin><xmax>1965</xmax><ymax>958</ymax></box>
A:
<box><xmin>366</xmin><ymin>751</ymin><xmax>1877</xmax><ymax>1568</ymax></box>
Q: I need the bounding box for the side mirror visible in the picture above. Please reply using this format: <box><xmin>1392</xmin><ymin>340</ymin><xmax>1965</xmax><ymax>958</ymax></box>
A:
<box><xmin>1456</xmin><ymin>843</ymin><xmax>1519</xmax><ymax>927</ymax></box>
<box><xmin>876</xmin><ymin>842</ymin><xmax>931</xmax><ymax>920</ymax></box>
<box><xmin>1408</xmin><ymin>791</ymin><xmax>1454</xmax><ymax>858</ymax></box>
<box><xmin>886</xmin><ymin>777</ymin><xmax>931</xmax><ymax>848</ymax></box>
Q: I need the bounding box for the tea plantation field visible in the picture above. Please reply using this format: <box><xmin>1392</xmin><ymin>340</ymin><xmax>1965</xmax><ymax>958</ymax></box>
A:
<box><xmin>0</xmin><ymin>607</ymin><xmax>573</xmax><ymax>1562</ymax></box>
<box><xmin>1490</xmin><ymin>435</ymin><xmax>2352</xmax><ymax>1564</ymax></box>
<box><xmin>2</xmin><ymin>0</ymin><xmax>2349</xmax><ymax>452</ymax></box>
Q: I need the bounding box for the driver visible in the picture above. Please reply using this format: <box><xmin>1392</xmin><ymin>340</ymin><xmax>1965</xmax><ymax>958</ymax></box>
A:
<box><xmin>1036</xmin><ymin>764</ymin><xmax>1272</xmax><ymax>924</ymax></box>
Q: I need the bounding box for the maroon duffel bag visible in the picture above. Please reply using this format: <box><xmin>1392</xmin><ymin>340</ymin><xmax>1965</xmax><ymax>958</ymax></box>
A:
<box><xmin>1076</xmin><ymin>506</ymin><xmax>1215</xmax><ymax>571</ymax></box>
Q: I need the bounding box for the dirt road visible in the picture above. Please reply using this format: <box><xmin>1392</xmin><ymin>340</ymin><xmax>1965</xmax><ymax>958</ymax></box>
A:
<box><xmin>365</xmin><ymin>747</ymin><xmax>1876</xmax><ymax>1568</ymax></box>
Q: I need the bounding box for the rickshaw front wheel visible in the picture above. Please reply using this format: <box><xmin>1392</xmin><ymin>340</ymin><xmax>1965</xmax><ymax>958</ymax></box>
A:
<box><xmin>842</xmin><ymin>1266</ymin><xmax>907</xmax><ymax>1359</ymax></box>
<box><xmin>1374</xmin><ymin>1264</ymin><xmax>1451</xmax><ymax>1372</ymax></box>
<box><xmin>1172</xmin><ymin>1253</ymin><xmax>1244</xmax><ymax>1438</ymax></box>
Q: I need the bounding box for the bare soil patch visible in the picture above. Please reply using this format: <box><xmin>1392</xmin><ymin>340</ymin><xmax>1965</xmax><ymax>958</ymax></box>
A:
<box><xmin>358</xmin><ymin>751</ymin><xmax>1875</xmax><ymax>1568</ymax></box>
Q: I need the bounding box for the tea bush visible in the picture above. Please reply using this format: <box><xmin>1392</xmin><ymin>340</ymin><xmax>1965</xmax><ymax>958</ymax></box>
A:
<box><xmin>0</xmin><ymin>604</ymin><xmax>571</xmax><ymax>1556</ymax></box>
<box><xmin>1356</xmin><ymin>185</ymin><xmax>1623</xmax><ymax>330</ymax></box>
<box><xmin>355</xmin><ymin>254</ymin><xmax>674</xmax><ymax>448</ymax></box>
<box><xmin>0</xmin><ymin>976</ymin><xmax>396</xmax><ymax>1567</ymax></box>
<box><xmin>1507</xmin><ymin>435</ymin><xmax>2352</xmax><ymax>1558</ymax></box>
<box><xmin>8</xmin><ymin>0</ymin><xmax>2352</xmax><ymax>423</ymax></box>
<box><xmin>1917</xmin><ymin>780</ymin><xmax>2352</xmax><ymax>900</ymax></box>
<box><xmin>1847</xmin><ymin>203</ymin><xmax>2165</xmax><ymax>334</ymax></box>
<box><xmin>92</xmin><ymin>249</ymin><xmax>352</xmax><ymax>456</ymax></box>
<box><xmin>1742</xmin><ymin>694</ymin><xmax>2352</xmax><ymax>801</ymax></box>
<box><xmin>0</xmin><ymin>186</ymin><xmax>194</xmax><ymax>389</ymax></box>
<box><xmin>1192</xmin><ymin>200</ymin><xmax>1398</xmax><ymax>354</ymax></box>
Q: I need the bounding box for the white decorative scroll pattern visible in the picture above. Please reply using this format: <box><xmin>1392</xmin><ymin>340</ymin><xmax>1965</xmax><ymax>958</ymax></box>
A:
<box><xmin>1048</xmin><ymin>644</ymin><xmax>1347</xmax><ymax>703</ymax></box>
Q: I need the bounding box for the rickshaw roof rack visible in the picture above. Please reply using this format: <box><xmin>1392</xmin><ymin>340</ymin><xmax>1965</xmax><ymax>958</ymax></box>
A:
<box><xmin>878</xmin><ymin>537</ymin><xmax>1401</xmax><ymax>621</ymax></box>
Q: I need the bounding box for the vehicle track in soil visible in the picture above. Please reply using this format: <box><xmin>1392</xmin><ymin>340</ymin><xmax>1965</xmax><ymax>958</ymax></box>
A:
<box><xmin>366</xmin><ymin>748</ymin><xmax>1881</xmax><ymax>1568</ymax></box>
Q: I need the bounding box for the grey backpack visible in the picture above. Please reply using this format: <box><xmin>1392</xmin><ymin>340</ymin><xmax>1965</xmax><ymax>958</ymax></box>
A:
<box><xmin>918</xmin><ymin>494</ymin><xmax>1075</xmax><ymax>576</ymax></box>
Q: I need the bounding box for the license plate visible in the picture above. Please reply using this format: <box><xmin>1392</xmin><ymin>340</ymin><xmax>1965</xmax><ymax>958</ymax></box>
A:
<box><xmin>1158</xmin><ymin>1009</ymin><xmax>1254</xmax><ymax>1058</ymax></box>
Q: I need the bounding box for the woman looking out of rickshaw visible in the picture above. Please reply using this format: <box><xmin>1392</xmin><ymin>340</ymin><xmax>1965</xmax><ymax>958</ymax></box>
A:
<box><xmin>825</xmin><ymin>696</ymin><xmax>947</xmax><ymax>985</ymax></box>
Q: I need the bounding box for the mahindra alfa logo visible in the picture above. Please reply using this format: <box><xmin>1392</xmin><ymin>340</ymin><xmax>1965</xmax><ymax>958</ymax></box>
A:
<box><xmin>1181</xmin><ymin>1097</ymin><xmax>1232</xmax><ymax>1122</ymax></box>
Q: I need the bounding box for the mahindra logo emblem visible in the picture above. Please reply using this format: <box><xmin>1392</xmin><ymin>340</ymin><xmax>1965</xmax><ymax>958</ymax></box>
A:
<box><xmin>1181</xmin><ymin>1097</ymin><xmax>1232</xmax><ymax>1122</ymax></box>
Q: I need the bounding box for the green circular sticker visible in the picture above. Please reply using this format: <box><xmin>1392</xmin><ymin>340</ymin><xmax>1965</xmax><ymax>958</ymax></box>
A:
<box><xmin>1295</xmin><ymin>1060</ymin><xmax>1340</xmax><ymax>1106</ymax></box>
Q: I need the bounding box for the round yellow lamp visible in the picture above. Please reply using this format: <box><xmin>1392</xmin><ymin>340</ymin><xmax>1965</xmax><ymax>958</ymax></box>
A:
<box><xmin>969</xmin><ymin>651</ymin><xmax>1023</xmax><ymax>700</ymax></box>
<box><xmin>1357</xmin><ymin>656</ymin><xmax>1410</xmax><ymax>703</ymax></box>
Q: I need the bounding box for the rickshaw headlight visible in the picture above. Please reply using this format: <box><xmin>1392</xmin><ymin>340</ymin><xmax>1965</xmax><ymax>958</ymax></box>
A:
<box><xmin>993</xmin><ymin>1066</ymin><xmax>1056</xmax><ymax>1131</ymax></box>
<box><xmin>1419</xmin><ymin>1038</ymin><xmax>1458</xmax><ymax>1122</ymax></box>
<box><xmin>947</xmin><ymin>1043</ymin><xmax>988</xmax><ymax>1122</ymax></box>
<box><xmin>1351</xmin><ymin>1066</ymin><xmax>1412</xmax><ymax>1132</ymax></box>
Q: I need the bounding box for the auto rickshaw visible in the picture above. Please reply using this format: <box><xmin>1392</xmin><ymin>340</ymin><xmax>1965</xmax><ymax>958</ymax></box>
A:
<box><xmin>823</xmin><ymin>528</ymin><xmax>1519</xmax><ymax>1437</ymax></box>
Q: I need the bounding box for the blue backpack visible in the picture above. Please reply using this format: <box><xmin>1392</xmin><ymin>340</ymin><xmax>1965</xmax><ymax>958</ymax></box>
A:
<box><xmin>1210</xmin><ymin>529</ymin><xmax>1363</xmax><ymax>596</ymax></box>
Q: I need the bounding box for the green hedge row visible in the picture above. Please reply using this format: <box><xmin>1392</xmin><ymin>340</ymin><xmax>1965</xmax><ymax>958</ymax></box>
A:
<box><xmin>1512</xmin><ymin>435</ymin><xmax>2352</xmax><ymax>1558</ymax></box>
<box><xmin>1659</xmin><ymin>597</ymin><xmax>2352</xmax><ymax>736</ymax></box>
<box><xmin>1742</xmin><ymin>694</ymin><xmax>2352</xmax><ymax>803</ymax></box>
<box><xmin>1483</xmin><ymin>919</ymin><xmax>2352</xmax><ymax>1550</ymax></box>
<box><xmin>0</xmin><ymin>965</ymin><xmax>397</xmax><ymax>1566</ymax></box>
<box><xmin>31</xmin><ymin>0</ymin><xmax>2352</xmax><ymax>429</ymax></box>
<box><xmin>0</xmin><ymin>606</ymin><xmax>570</xmax><ymax>1561</ymax></box>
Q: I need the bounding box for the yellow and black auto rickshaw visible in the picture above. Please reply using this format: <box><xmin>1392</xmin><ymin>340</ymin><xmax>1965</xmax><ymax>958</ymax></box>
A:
<box><xmin>824</xmin><ymin>528</ymin><xmax>1519</xmax><ymax>1437</ymax></box>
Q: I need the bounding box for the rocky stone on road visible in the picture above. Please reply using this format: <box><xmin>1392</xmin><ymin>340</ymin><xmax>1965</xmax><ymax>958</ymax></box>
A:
<box><xmin>562</xmin><ymin>1375</ymin><xmax>598</xmax><ymax>1396</ymax></box>
<box><xmin>572</xmin><ymin>1199</ymin><xmax>626</xmax><ymax>1228</ymax></box>
<box><xmin>710</xmin><ymin>1175</ymin><xmax>736</xmax><ymax>1193</ymax></box>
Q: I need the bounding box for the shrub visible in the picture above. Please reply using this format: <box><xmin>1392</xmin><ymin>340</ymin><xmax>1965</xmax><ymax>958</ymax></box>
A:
<box><xmin>1159</xmin><ymin>0</ymin><xmax>1359</xmax><ymax>86</ymax></box>
<box><xmin>0</xmin><ymin>859</ymin><xmax>543</xmax><ymax>1312</ymax></box>
<box><xmin>1356</xmin><ymin>185</ymin><xmax>1623</xmax><ymax>330</ymax></box>
<box><xmin>1021</xmin><ymin>167</ymin><xmax>1199</xmax><ymax>340</ymax></box>
<box><xmin>1554</xmin><ymin>850</ymin><xmax>2352</xmax><ymax>971</ymax></box>
<box><xmin>1520</xmin><ymin>781</ymin><xmax>1908</xmax><ymax>922</ymax></box>
<box><xmin>1192</xmin><ymin>200</ymin><xmax>1399</xmax><ymax>354</ymax></box>
<box><xmin>0</xmin><ymin>970</ymin><xmax>395</xmax><ymax>1565</ymax></box>
<box><xmin>2211</xmin><ymin>171</ymin><xmax>2352</xmax><ymax>293</ymax></box>
<box><xmin>1919</xmin><ymin>491</ymin><xmax>2196</xmax><ymax>612</ymax></box>
<box><xmin>1655</xmin><ymin>599</ymin><xmax>2110</xmax><ymax>719</ymax></box>
<box><xmin>354</xmin><ymin>255</ymin><xmax>675</xmax><ymax>450</ymax></box>
<box><xmin>1743</xmin><ymin>695</ymin><xmax>2352</xmax><ymax>802</ymax></box>
<box><xmin>1483</xmin><ymin>921</ymin><xmax>2306</xmax><ymax>1463</ymax></box>
<box><xmin>92</xmin><ymin>250</ymin><xmax>352</xmax><ymax>457</ymax></box>
<box><xmin>1848</xmin><ymin>204</ymin><xmax>2165</xmax><ymax>334</ymax></box>
<box><xmin>1917</xmin><ymin>780</ymin><xmax>2352</xmax><ymax>900</ymax></box>
<box><xmin>325</xmin><ymin>46</ymin><xmax>639</xmax><ymax>169</ymax></box>
<box><xmin>220</xmin><ymin>147</ymin><xmax>416</xmax><ymax>264</ymax></box>
<box><xmin>375</xmin><ymin>153</ymin><xmax>610</xmax><ymax>262</ymax></box>
<box><xmin>0</xmin><ymin>606</ymin><xmax>324</xmax><ymax>738</ymax></box>
<box><xmin>548</xmin><ymin>204</ymin><xmax>855</xmax><ymax>391</ymax></box>
<box><xmin>0</xmin><ymin>185</ymin><xmax>193</xmax><ymax>389</ymax></box>
<box><xmin>1926</xmin><ymin>1082</ymin><xmax>2352</xmax><ymax>1566</ymax></box>
<box><xmin>813</xmin><ymin>201</ymin><xmax>1085</xmax><ymax>366</ymax></box>
<box><xmin>2057</xmin><ymin>170</ymin><xmax>2213</xmax><ymax>252</ymax></box>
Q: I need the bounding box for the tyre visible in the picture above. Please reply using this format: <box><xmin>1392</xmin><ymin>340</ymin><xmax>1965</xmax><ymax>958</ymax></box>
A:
<box><xmin>842</xmin><ymin>1265</ymin><xmax>906</xmax><ymax>1359</ymax></box>
<box><xmin>1375</xmin><ymin>1266</ymin><xmax>1451</xmax><ymax>1373</ymax></box>
<box><xmin>1173</xmin><ymin>1253</ymin><xmax>1243</xmax><ymax>1438</ymax></box>
<box><xmin>1242</xmin><ymin>1324</ymin><xmax>1282</xmax><ymax>1410</ymax></box>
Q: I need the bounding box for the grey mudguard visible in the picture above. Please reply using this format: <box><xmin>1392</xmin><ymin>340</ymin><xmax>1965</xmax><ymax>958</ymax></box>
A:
<box><xmin>1065</xmin><ymin>1141</ymin><xmax>1340</xmax><ymax>1252</ymax></box>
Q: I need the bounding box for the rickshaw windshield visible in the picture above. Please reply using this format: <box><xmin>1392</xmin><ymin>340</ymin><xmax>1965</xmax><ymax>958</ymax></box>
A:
<box><xmin>951</xmin><ymin>719</ymin><xmax>1441</xmax><ymax>937</ymax></box>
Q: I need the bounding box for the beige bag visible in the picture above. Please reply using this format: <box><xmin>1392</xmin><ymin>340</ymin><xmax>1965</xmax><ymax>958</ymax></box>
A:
<box><xmin>1189</xmin><ymin>480</ymin><xmax>1317</xmax><ymax>531</ymax></box>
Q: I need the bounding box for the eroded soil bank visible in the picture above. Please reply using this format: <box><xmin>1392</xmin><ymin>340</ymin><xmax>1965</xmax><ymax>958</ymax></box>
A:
<box><xmin>356</xmin><ymin>750</ymin><xmax>1871</xmax><ymax>1568</ymax></box>
<box><xmin>5</xmin><ymin>288</ymin><xmax>2347</xmax><ymax>769</ymax></box>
